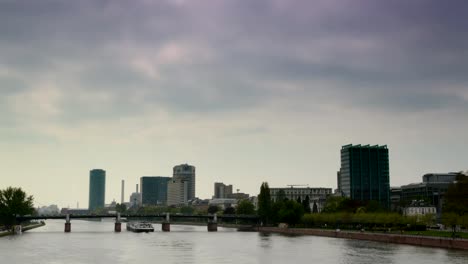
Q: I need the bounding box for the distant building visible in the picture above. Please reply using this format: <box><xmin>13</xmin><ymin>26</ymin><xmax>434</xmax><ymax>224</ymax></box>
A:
<box><xmin>61</xmin><ymin>208</ymin><xmax>89</xmax><ymax>215</ymax></box>
<box><xmin>89</xmin><ymin>169</ymin><xmax>106</xmax><ymax>211</ymax></box>
<box><xmin>403</xmin><ymin>200</ymin><xmax>437</xmax><ymax>216</ymax></box>
<box><xmin>390</xmin><ymin>186</ymin><xmax>402</xmax><ymax>211</ymax></box>
<box><xmin>129</xmin><ymin>192</ymin><xmax>142</xmax><ymax>207</ymax></box>
<box><xmin>269</xmin><ymin>187</ymin><xmax>332</xmax><ymax>212</ymax></box>
<box><xmin>140</xmin><ymin>176</ymin><xmax>171</xmax><ymax>205</ymax></box>
<box><xmin>213</xmin><ymin>182</ymin><xmax>233</xmax><ymax>199</ymax></box>
<box><xmin>227</xmin><ymin>192</ymin><xmax>250</xmax><ymax>200</ymax></box>
<box><xmin>37</xmin><ymin>205</ymin><xmax>60</xmax><ymax>215</ymax></box>
<box><xmin>167</xmin><ymin>178</ymin><xmax>189</xmax><ymax>206</ymax></box>
<box><xmin>339</xmin><ymin>144</ymin><xmax>390</xmax><ymax>208</ymax></box>
<box><xmin>400</xmin><ymin>172</ymin><xmax>463</xmax><ymax>215</ymax></box>
<box><xmin>172</xmin><ymin>164</ymin><xmax>196</xmax><ymax>201</ymax></box>
<box><xmin>209</xmin><ymin>198</ymin><xmax>237</xmax><ymax>209</ymax></box>
<box><xmin>403</xmin><ymin>206</ymin><xmax>437</xmax><ymax>216</ymax></box>
<box><xmin>129</xmin><ymin>183</ymin><xmax>142</xmax><ymax>207</ymax></box>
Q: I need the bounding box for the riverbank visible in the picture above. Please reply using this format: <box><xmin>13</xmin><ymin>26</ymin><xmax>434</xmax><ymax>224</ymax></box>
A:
<box><xmin>258</xmin><ymin>227</ymin><xmax>468</xmax><ymax>250</ymax></box>
<box><xmin>0</xmin><ymin>222</ymin><xmax>46</xmax><ymax>237</ymax></box>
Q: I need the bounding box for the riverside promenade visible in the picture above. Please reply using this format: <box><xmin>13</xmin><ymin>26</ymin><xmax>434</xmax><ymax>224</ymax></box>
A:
<box><xmin>258</xmin><ymin>227</ymin><xmax>468</xmax><ymax>250</ymax></box>
<box><xmin>0</xmin><ymin>222</ymin><xmax>45</xmax><ymax>237</ymax></box>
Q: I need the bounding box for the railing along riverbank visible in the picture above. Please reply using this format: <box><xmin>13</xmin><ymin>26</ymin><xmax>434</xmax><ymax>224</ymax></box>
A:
<box><xmin>258</xmin><ymin>227</ymin><xmax>468</xmax><ymax>250</ymax></box>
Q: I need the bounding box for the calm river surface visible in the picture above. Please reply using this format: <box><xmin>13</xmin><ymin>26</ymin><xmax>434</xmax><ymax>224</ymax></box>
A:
<box><xmin>1</xmin><ymin>220</ymin><xmax>467</xmax><ymax>264</ymax></box>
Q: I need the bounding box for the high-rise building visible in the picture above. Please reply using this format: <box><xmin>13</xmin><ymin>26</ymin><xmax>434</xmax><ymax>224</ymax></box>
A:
<box><xmin>140</xmin><ymin>176</ymin><xmax>171</xmax><ymax>205</ymax></box>
<box><xmin>167</xmin><ymin>178</ymin><xmax>189</xmax><ymax>206</ymax></box>
<box><xmin>339</xmin><ymin>144</ymin><xmax>390</xmax><ymax>208</ymax></box>
<box><xmin>172</xmin><ymin>164</ymin><xmax>196</xmax><ymax>201</ymax></box>
<box><xmin>213</xmin><ymin>182</ymin><xmax>233</xmax><ymax>199</ymax></box>
<box><xmin>89</xmin><ymin>169</ymin><xmax>106</xmax><ymax>211</ymax></box>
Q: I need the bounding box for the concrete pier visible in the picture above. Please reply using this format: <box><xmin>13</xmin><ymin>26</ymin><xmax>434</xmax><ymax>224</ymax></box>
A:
<box><xmin>114</xmin><ymin>222</ymin><xmax>121</xmax><ymax>232</ymax></box>
<box><xmin>207</xmin><ymin>213</ymin><xmax>218</xmax><ymax>232</ymax></box>
<box><xmin>162</xmin><ymin>213</ymin><xmax>170</xmax><ymax>232</ymax></box>
<box><xmin>64</xmin><ymin>222</ymin><xmax>71</xmax><ymax>232</ymax></box>
<box><xmin>13</xmin><ymin>225</ymin><xmax>22</xmax><ymax>234</ymax></box>
<box><xmin>207</xmin><ymin>222</ymin><xmax>218</xmax><ymax>232</ymax></box>
<box><xmin>114</xmin><ymin>213</ymin><xmax>121</xmax><ymax>232</ymax></box>
<box><xmin>64</xmin><ymin>214</ymin><xmax>71</xmax><ymax>232</ymax></box>
<box><xmin>162</xmin><ymin>222</ymin><xmax>170</xmax><ymax>232</ymax></box>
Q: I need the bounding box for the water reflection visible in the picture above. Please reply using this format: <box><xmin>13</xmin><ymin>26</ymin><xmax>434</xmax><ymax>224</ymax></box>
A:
<box><xmin>1</xmin><ymin>220</ymin><xmax>467</xmax><ymax>264</ymax></box>
<box><xmin>340</xmin><ymin>239</ymin><xmax>397</xmax><ymax>264</ymax></box>
<box><xmin>258</xmin><ymin>232</ymin><xmax>272</xmax><ymax>248</ymax></box>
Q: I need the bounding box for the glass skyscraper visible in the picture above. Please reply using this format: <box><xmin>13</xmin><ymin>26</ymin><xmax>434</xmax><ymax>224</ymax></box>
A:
<box><xmin>89</xmin><ymin>169</ymin><xmax>106</xmax><ymax>211</ymax></box>
<box><xmin>140</xmin><ymin>176</ymin><xmax>171</xmax><ymax>205</ymax></box>
<box><xmin>339</xmin><ymin>144</ymin><xmax>390</xmax><ymax>208</ymax></box>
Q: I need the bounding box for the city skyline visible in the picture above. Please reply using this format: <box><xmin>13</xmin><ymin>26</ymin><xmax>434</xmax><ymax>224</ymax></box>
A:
<box><xmin>1</xmin><ymin>1</ymin><xmax>468</xmax><ymax>208</ymax></box>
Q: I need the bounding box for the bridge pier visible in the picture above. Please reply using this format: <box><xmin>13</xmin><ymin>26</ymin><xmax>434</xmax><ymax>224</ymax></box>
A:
<box><xmin>64</xmin><ymin>214</ymin><xmax>71</xmax><ymax>233</ymax></box>
<box><xmin>162</xmin><ymin>213</ymin><xmax>170</xmax><ymax>232</ymax></box>
<box><xmin>114</xmin><ymin>213</ymin><xmax>121</xmax><ymax>232</ymax></box>
<box><xmin>207</xmin><ymin>213</ymin><xmax>218</xmax><ymax>232</ymax></box>
<box><xmin>14</xmin><ymin>225</ymin><xmax>22</xmax><ymax>234</ymax></box>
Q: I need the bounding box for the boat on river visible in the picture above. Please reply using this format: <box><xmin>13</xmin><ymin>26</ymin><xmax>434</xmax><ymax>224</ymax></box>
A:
<box><xmin>126</xmin><ymin>222</ymin><xmax>154</xmax><ymax>233</ymax></box>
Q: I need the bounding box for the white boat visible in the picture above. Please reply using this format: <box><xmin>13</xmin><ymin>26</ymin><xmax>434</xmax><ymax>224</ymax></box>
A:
<box><xmin>126</xmin><ymin>222</ymin><xmax>154</xmax><ymax>233</ymax></box>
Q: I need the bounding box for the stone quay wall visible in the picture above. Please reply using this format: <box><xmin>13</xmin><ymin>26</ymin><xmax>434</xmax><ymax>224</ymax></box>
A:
<box><xmin>258</xmin><ymin>227</ymin><xmax>468</xmax><ymax>250</ymax></box>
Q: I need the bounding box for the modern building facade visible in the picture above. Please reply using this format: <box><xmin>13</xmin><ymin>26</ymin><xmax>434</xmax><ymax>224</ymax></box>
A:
<box><xmin>173</xmin><ymin>164</ymin><xmax>196</xmax><ymax>201</ymax></box>
<box><xmin>400</xmin><ymin>172</ymin><xmax>463</xmax><ymax>214</ymax></box>
<box><xmin>89</xmin><ymin>169</ymin><xmax>106</xmax><ymax>211</ymax></box>
<box><xmin>269</xmin><ymin>187</ymin><xmax>332</xmax><ymax>212</ymax></box>
<box><xmin>167</xmin><ymin>178</ymin><xmax>189</xmax><ymax>206</ymax></box>
<box><xmin>140</xmin><ymin>176</ymin><xmax>171</xmax><ymax>205</ymax></box>
<box><xmin>213</xmin><ymin>182</ymin><xmax>233</xmax><ymax>199</ymax></box>
<box><xmin>339</xmin><ymin>144</ymin><xmax>390</xmax><ymax>208</ymax></box>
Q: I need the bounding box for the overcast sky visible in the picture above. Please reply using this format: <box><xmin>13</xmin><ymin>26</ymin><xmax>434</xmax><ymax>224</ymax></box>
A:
<box><xmin>1</xmin><ymin>0</ymin><xmax>467</xmax><ymax>209</ymax></box>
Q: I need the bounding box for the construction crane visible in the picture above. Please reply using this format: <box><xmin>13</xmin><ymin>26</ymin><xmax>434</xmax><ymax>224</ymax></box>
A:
<box><xmin>287</xmin><ymin>184</ymin><xmax>309</xmax><ymax>188</ymax></box>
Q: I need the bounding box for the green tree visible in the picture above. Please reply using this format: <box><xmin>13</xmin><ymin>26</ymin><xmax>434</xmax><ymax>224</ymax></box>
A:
<box><xmin>277</xmin><ymin>200</ymin><xmax>304</xmax><ymax>225</ymax></box>
<box><xmin>258</xmin><ymin>182</ymin><xmax>272</xmax><ymax>225</ymax></box>
<box><xmin>223</xmin><ymin>207</ymin><xmax>236</xmax><ymax>215</ymax></box>
<box><xmin>296</xmin><ymin>196</ymin><xmax>302</xmax><ymax>204</ymax></box>
<box><xmin>302</xmin><ymin>195</ymin><xmax>311</xmax><ymax>213</ymax></box>
<box><xmin>236</xmin><ymin>200</ymin><xmax>255</xmax><ymax>215</ymax></box>
<box><xmin>208</xmin><ymin>205</ymin><xmax>220</xmax><ymax>214</ymax></box>
<box><xmin>115</xmin><ymin>203</ymin><xmax>127</xmax><ymax>213</ymax></box>
<box><xmin>443</xmin><ymin>174</ymin><xmax>468</xmax><ymax>216</ymax></box>
<box><xmin>0</xmin><ymin>187</ymin><xmax>34</xmax><ymax>228</ymax></box>
<box><xmin>321</xmin><ymin>196</ymin><xmax>347</xmax><ymax>213</ymax></box>
<box><xmin>312</xmin><ymin>201</ymin><xmax>318</xmax><ymax>213</ymax></box>
<box><xmin>180</xmin><ymin>206</ymin><xmax>195</xmax><ymax>215</ymax></box>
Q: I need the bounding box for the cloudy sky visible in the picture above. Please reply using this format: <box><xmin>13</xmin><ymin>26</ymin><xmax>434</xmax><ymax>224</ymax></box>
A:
<box><xmin>1</xmin><ymin>0</ymin><xmax>467</xmax><ymax>208</ymax></box>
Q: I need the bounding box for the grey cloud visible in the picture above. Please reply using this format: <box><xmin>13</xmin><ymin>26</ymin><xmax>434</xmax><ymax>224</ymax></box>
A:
<box><xmin>1</xmin><ymin>0</ymin><xmax>468</xmax><ymax>122</ymax></box>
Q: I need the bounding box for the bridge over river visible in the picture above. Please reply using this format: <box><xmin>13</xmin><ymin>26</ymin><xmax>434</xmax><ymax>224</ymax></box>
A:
<box><xmin>16</xmin><ymin>213</ymin><xmax>260</xmax><ymax>233</ymax></box>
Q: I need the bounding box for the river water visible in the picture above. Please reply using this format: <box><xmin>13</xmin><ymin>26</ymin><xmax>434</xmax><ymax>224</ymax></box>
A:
<box><xmin>1</xmin><ymin>220</ymin><xmax>467</xmax><ymax>264</ymax></box>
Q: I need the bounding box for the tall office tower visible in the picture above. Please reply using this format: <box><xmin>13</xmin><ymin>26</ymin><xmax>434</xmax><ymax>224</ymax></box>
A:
<box><xmin>121</xmin><ymin>180</ymin><xmax>125</xmax><ymax>204</ymax></box>
<box><xmin>213</xmin><ymin>182</ymin><xmax>233</xmax><ymax>199</ymax></box>
<box><xmin>339</xmin><ymin>144</ymin><xmax>390</xmax><ymax>208</ymax></box>
<box><xmin>89</xmin><ymin>169</ymin><xmax>106</xmax><ymax>211</ymax></box>
<box><xmin>167</xmin><ymin>178</ymin><xmax>189</xmax><ymax>206</ymax></box>
<box><xmin>172</xmin><ymin>164</ymin><xmax>196</xmax><ymax>201</ymax></box>
<box><xmin>140</xmin><ymin>176</ymin><xmax>171</xmax><ymax>205</ymax></box>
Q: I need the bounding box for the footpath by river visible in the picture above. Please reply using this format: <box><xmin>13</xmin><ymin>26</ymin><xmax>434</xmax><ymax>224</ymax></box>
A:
<box><xmin>0</xmin><ymin>222</ymin><xmax>45</xmax><ymax>237</ymax></box>
<box><xmin>258</xmin><ymin>227</ymin><xmax>468</xmax><ymax>250</ymax></box>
